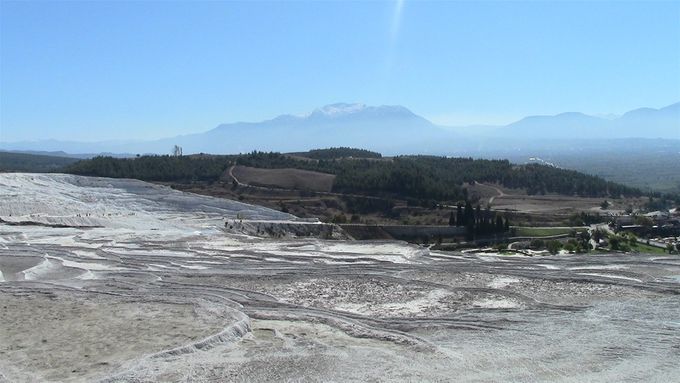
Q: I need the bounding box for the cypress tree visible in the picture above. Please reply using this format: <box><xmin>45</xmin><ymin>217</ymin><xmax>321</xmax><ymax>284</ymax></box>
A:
<box><xmin>464</xmin><ymin>201</ymin><xmax>475</xmax><ymax>240</ymax></box>
<box><xmin>464</xmin><ymin>201</ymin><xmax>474</xmax><ymax>226</ymax></box>
<box><xmin>495</xmin><ymin>215</ymin><xmax>504</xmax><ymax>233</ymax></box>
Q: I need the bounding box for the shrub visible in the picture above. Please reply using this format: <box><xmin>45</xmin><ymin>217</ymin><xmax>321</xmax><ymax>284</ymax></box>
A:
<box><xmin>547</xmin><ymin>240</ymin><xmax>564</xmax><ymax>254</ymax></box>
<box><xmin>530</xmin><ymin>239</ymin><xmax>545</xmax><ymax>250</ymax></box>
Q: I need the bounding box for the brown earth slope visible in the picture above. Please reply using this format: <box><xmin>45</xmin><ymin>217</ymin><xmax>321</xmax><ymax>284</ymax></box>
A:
<box><xmin>231</xmin><ymin>165</ymin><xmax>335</xmax><ymax>192</ymax></box>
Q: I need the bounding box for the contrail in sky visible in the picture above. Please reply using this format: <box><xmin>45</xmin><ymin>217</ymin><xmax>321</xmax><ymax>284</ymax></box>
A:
<box><xmin>390</xmin><ymin>0</ymin><xmax>405</xmax><ymax>43</ymax></box>
<box><xmin>387</xmin><ymin>0</ymin><xmax>405</xmax><ymax>75</ymax></box>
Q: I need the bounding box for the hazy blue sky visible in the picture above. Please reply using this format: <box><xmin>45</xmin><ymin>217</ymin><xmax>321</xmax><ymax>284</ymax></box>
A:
<box><xmin>1</xmin><ymin>1</ymin><xmax>679</xmax><ymax>142</ymax></box>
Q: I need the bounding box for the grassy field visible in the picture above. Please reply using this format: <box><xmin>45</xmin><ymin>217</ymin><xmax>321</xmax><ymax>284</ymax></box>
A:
<box><xmin>633</xmin><ymin>242</ymin><xmax>668</xmax><ymax>254</ymax></box>
<box><xmin>513</xmin><ymin>227</ymin><xmax>576</xmax><ymax>237</ymax></box>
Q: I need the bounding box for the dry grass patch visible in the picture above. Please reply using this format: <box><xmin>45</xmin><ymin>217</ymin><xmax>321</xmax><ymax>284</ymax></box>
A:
<box><xmin>232</xmin><ymin>165</ymin><xmax>335</xmax><ymax>192</ymax></box>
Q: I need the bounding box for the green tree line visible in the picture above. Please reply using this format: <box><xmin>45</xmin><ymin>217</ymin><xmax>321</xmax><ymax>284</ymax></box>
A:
<box><xmin>65</xmin><ymin>151</ymin><xmax>644</xmax><ymax>201</ymax></box>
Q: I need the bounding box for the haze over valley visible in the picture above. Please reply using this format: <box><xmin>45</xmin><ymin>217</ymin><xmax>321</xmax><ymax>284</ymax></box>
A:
<box><xmin>3</xmin><ymin>101</ymin><xmax>678</xmax><ymax>155</ymax></box>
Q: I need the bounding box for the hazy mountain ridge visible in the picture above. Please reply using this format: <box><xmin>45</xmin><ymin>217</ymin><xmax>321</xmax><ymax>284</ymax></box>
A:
<box><xmin>1</xmin><ymin>102</ymin><xmax>677</xmax><ymax>155</ymax></box>
<box><xmin>494</xmin><ymin>102</ymin><xmax>679</xmax><ymax>138</ymax></box>
<box><xmin>139</xmin><ymin>103</ymin><xmax>443</xmax><ymax>155</ymax></box>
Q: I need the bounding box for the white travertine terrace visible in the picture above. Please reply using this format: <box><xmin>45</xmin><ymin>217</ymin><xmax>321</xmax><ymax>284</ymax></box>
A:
<box><xmin>1</xmin><ymin>173</ymin><xmax>679</xmax><ymax>382</ymax></box>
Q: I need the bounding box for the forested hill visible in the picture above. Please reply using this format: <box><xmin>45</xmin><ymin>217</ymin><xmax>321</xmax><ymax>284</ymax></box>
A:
<box><xmin>290</xmin><ymin>147</ymin><xmax>382</xmax><ymax>160</ymax></box>
<box><xmin>64</xmin><ymin>151</ymin><xmax>643</xmax><ymax>202</ymax></box>
<box><xmin>0</xmin><ymin>151</ymin><xmax>80</xmax><ymax>172</ymax></box>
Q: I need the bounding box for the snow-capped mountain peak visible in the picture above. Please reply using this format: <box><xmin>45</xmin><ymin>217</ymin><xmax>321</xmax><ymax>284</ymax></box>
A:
<box><xmin>305</xmin><ymin>103</ymin><xmax>420</xmax><ymax>121</ymax></box>
<box><xmin>313</xmin><ymin>103</ymin><xmax>368</xmax><ymax>117</ymax></box>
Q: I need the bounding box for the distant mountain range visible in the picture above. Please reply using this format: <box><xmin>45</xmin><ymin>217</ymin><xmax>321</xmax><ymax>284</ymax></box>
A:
<box><xmin>497</xmin><ymin>102</ymin><xmax>680</xmax><ymax>139</ymax></box>
<box><xmin>170</xmin><ymin>103</ymin><xmax>448</xmax><ymax>154</ymax></box>
<box><xmin>1</xmin><ymin>102</ymin><xmax>678</xmax><ymax>155</ymax></box>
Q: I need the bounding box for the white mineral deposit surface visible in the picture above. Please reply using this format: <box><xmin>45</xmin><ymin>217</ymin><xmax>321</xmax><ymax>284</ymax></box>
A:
<box><xmin>1</xmin><ymin>173</ymin><xmax>679</xmax><ymax>382</ymax></box>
